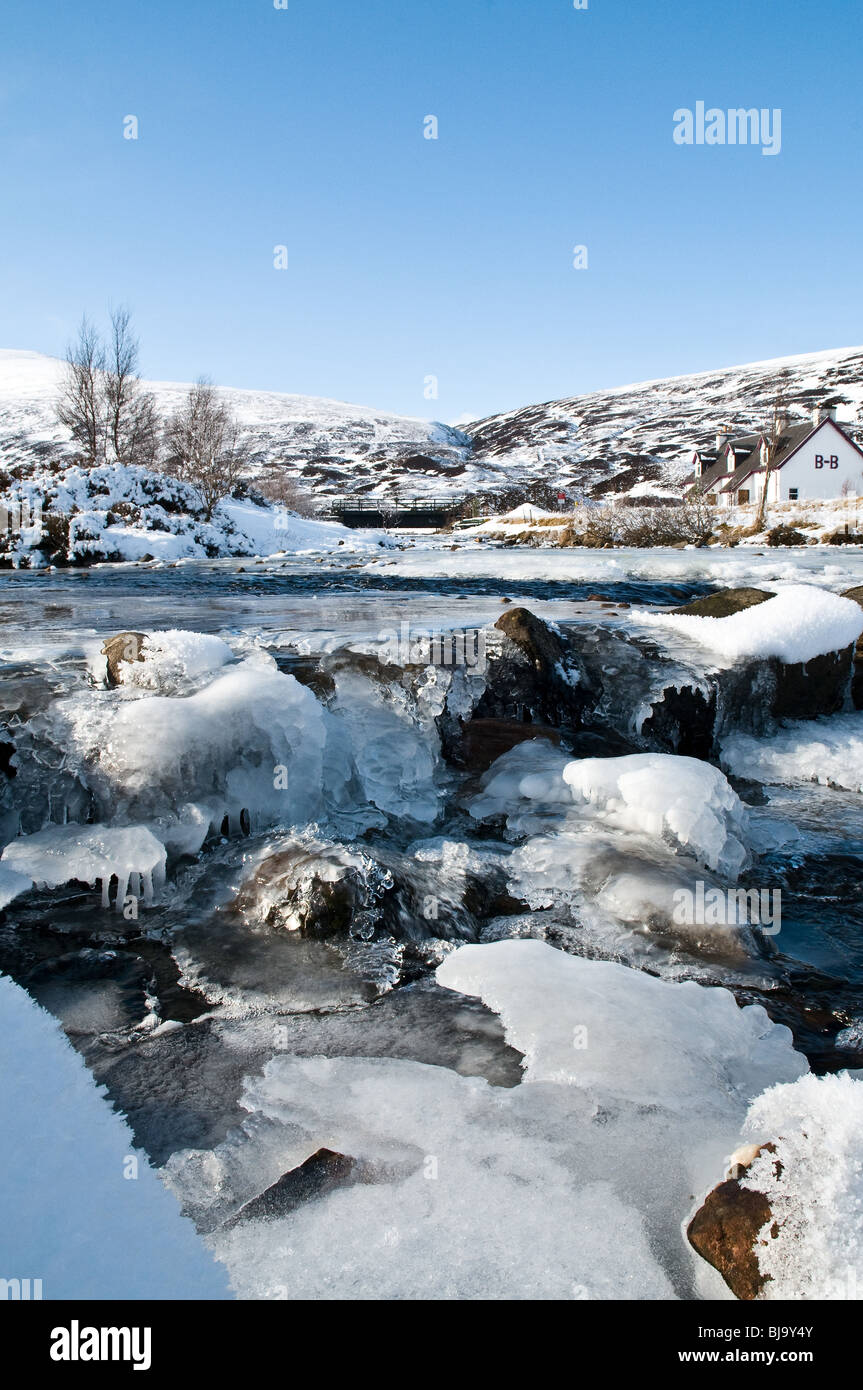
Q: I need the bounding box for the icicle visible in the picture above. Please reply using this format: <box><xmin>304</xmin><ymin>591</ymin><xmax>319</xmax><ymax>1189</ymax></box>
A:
<box><xmin>115</xmin><ymin>871</ymin><xmax>130</xmax><ymax>912</ymax></box>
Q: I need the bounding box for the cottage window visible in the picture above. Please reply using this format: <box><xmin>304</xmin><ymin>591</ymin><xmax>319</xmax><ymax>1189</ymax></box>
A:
<box><xmin>788</xmin><ymin>488</ymin><xmax>798</xmax><ymax>501</ymax></box>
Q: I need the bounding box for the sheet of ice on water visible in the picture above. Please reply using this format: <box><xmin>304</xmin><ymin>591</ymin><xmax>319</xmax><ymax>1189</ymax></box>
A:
<box><xmin>177</xmin><ymin>940</ymin><xmax>806</xmax><ymax>1300</ymax></box>
<box><xmin>0</xmin><ymin>973</ymin><xmax>230</xmax><ymax>1299</ymax></box>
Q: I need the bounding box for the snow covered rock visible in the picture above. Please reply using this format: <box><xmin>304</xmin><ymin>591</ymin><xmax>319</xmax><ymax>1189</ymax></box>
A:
<box><xmin>101</xmin><ymin>631</ymin><xmax>146</xmax><ymax>686</ymax></box>
<box><xmin>643</xmin><ymin>584</ymin><xmax>863</xmax><ymax>666</ymax></box>
<box><xmin>690</xmin><ymin>1071</ymin><xmax>863</xmax><ymax>1300</ymax></box>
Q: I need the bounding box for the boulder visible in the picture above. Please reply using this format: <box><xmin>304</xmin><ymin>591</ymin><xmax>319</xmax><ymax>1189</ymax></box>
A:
<box><xmin>670</xmin><ymin>587</ymin><xmax>773</xmax><ymax>619</ymax></box>
<box><xmin>687</xmin><ymin>1143</ymin><xmax>780</xmax><ymax>1300</ymax></box>
<box><xmin>437</xmin><ymin>607</ymin><xmax>587</xmax><ymax>768</ymax></box>
<box><xmin>101</xmin><ymin>631</ymin><xmax>147</xmax><ymax>687</ymax></box>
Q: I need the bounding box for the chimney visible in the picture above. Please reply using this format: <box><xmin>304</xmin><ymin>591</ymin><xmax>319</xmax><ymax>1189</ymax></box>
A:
<box><xmin>774</xmin><ymin>410</ymin><xmax>789</xmax><ymax>435</ymax></box>
<box><xmin>812</xmin><ymin>404</ymin><xmax>836</xmax><ymax>425</ymax></box>
<box><xmin>715</xmin><ymin>424</ymin><xmax>733</xmax><ymax>451</ymax></box>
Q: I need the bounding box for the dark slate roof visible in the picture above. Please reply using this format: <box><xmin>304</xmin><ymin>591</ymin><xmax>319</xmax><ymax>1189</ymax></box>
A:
<box><xmin>718</xmin><ymin>421</ymin><xmax>815</xmax><ymax>492</ymax></box>
<box><xmin>686</xmin><ymin>433</ymin><xmax>763</xmax><ymax>492</ymax></box>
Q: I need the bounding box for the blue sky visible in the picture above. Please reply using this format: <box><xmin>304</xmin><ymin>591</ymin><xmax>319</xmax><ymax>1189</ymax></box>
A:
<box><xmin>1</xmin><ymin>0</ymin><xmax>861</xmax><ymax>420</ymax></box>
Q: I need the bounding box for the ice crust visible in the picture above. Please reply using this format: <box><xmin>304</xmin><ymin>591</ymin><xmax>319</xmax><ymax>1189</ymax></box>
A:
<box><xmin>170</xmin><ymin>939</ymin><xmax>806</xmax><ymax>1300</ymax></box>
<box><xmin>722</xmin><ymin>712</ymin><xmax>863</xmax><ymax>794</ymax></box>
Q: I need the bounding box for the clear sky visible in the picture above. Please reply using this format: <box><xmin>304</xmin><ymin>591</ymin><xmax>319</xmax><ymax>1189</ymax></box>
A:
<box><xmin>1</xmin><ymin>0</ymin><xmax>861</xmax><ymax>421</ymax></box>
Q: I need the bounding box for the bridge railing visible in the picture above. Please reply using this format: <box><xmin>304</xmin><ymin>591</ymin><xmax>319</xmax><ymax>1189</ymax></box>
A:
<box><xmin>328</xmin><ymin>497</ymin><xmax>466</xmax><ymax>514</ymax></box>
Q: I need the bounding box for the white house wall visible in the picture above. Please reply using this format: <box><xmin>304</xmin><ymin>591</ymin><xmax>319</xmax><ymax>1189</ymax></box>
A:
<box><xmin>771</xmin><ymin>422</ymin><xmax>863</xmax><ymax>501</ymax></box>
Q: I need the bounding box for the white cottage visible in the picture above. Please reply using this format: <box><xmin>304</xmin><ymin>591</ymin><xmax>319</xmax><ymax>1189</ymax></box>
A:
<box><xmin>686</xmin><ymin>407</ymin><xmax>863</xmax><ymax>507</ymax></box>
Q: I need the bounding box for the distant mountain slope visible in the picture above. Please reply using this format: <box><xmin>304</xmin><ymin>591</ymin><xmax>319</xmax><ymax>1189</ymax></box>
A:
<box><xmin>2</xmin><ymin>346</ymin><xmax>863</xmax><ymax>504</ymax></box>
<box><xmin>463</xmin><ymin>346</ymin><xmax>863</xmax><ymax>500</ymax></box>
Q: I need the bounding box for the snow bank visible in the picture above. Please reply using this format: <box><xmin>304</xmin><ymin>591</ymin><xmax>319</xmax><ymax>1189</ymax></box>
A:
<box><xmin>1</xmin><ymin>823</ymin><xmax>166</xmax><ymax>909</ymax></box>
<box><xmin>740</xmin><ymin>1072</ymin><xmax>863</xmax><ymax>1299</ymax></box>
<box><xmin>722</xmin><ymin>713</ymin><xmax>863</xmax><ymax>794</ymax></box>
<box><xmin>0</xmin><ymin>973</ymin><xmax>230</xmax><ymax>1299</ymax></box>
<box><xmin>641</xmin><ymin>585</ymin><xmax>863</xmax><ymax>664</ymax></box>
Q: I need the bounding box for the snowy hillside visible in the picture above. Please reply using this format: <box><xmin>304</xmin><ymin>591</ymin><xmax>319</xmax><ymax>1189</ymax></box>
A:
<box><xmin>3</xmin><ymin>345</ymin><xmax>863</xmax><ymax>506</ymax></box>
<box><xmin>464</xmin><ymin>345</ymin><xmax>863</xmax><ymax>500</ymax></box>
<box><xmin>0</xmin><ymin>349</ymin><xmax>472</xmax><ymax>502</ymax></box>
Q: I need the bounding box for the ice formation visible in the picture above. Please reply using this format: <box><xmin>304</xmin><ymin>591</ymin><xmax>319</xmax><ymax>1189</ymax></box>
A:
<box><xmin>722</xmin><ymin>712</ymin><xmax>863</xmax><ymax>794</ymax></box>
<box><xmin>562</xmin><ymin>753</ymin><xmax>750</xmax><ymax>878</ymax></box>
<box><xmin>166</xmin><ymin>939</ymin><xmax>806</xmax><ymax>1300</ymax></box>
<box><xmin>1</xmin><ymin>823</ymin><xmax>166</xmax><ymax>909</ymax></box>
<box><xmin>640</xmin><ymin>584</ymin><xmax>863</xmax><ymax>664</ymax></box>
<box><xmin>59</xmin><ymin>654</ymin><xmax>331</xmax><ymax>838</ymax></box>
<box><xmin>0</xmin><ymin>973</ymin><xmax>230</xmax><ymax>1299</ymax></box>
<box><xmin>117</xmin><ymin>629</ymin><xmax>234</xmax><ymax>692</ymax></box>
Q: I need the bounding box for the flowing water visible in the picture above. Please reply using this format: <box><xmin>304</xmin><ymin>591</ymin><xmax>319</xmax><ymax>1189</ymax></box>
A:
<box><xmin>2</xmin><ymin>547</ymin><xmax>863</xmax><ymax>1296</ymax></box>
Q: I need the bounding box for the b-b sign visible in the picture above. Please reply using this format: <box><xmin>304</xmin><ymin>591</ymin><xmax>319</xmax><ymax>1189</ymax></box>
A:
<box><xmin>815</xmin><ymin>454</ymin><xmax>839</xmax><ymax>469</ymax></box>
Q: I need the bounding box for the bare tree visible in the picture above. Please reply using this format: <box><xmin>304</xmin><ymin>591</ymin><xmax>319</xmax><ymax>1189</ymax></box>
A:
<box><xmin>56</xmin><ymin>309</ymin><xmax>159</xmax><ymax>468</ymax></box>
<box><xmin>163</xmin><ymin>379</ymin><xmax>251</xmax><ymax>518</ymax></box>
<box><xmin>104</xmin><ymin>307</ymin><xmax>159</xmax><ymax>466</ymax></box>
<box><xmin>57</xmin><ymin>316</ymin><xmax>105</xmax><ymax>464</ymax></box>
<box><xmin>755</xmin><ymin>370</ymin><xmax>792</xmax><ymax>531</ymax></box>
<box><xmin>256</xmin><ymin>471</ymin><xmax>320</xmax><ymax>518</ymax></box>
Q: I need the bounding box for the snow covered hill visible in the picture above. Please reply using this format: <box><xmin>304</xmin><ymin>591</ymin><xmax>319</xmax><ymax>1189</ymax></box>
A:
<box><xmin>464</xmin><ymin>345</ymin><xmax>863</xmax><ymax>500</ymax></box>
<box><xmin>3</xmin><ymin>345</ymin><xmax>863</xmax><ymax>506</ymax></box>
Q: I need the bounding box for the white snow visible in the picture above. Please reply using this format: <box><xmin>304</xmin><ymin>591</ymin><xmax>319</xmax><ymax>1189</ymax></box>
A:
<box><xmin>0</xmin><ymin>972</ymin><xmax>230</xmax><ymax>1299</ymax></box>
<box><xmin>640</xmin><ymin>585</ymin><xmax>863</xmax><ymax>664</ymax></box>
<box><xmin>739</xmin><ymin>1071</ymin><xmax>863</xmax><ymax>1299</ymax></box>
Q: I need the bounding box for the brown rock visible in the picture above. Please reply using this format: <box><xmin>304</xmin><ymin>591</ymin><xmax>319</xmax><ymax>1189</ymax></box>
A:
<box><xmin>101</xmin><ymin>631</ymin><xmax>147</xmax><ymax>687</ymax></box>
<box><xmin>670</xmin><ymin>587</ymin><xmax>774</xmax><ymax>619</ymax></box>
<box><xmin>687</xmin><ymin>1143</ymin><xmax>779</xmax><ymax>1300</ymax></box>
<box><xmin>494</xmin><ymin>606</ymin><xmax>570</xmax><ymax>670</ymax></box>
